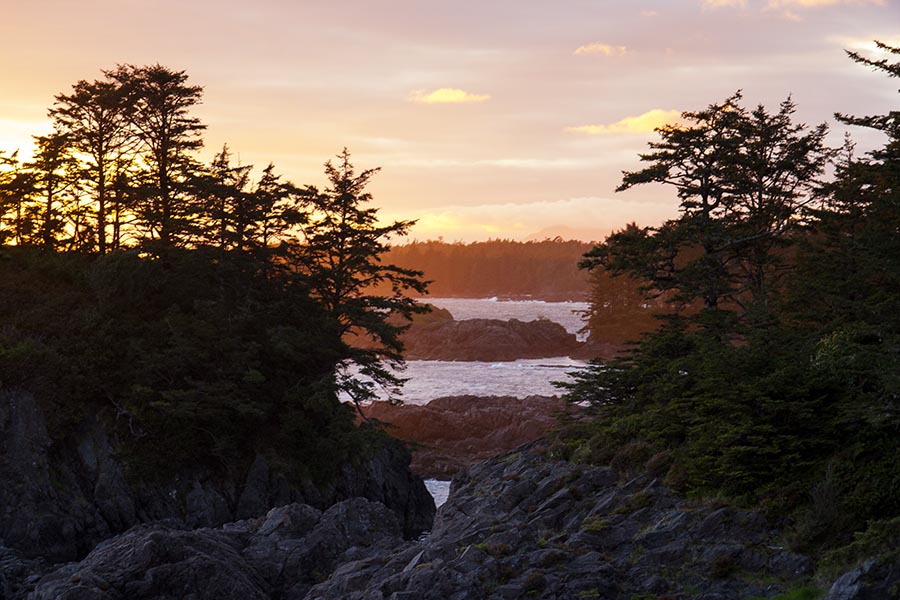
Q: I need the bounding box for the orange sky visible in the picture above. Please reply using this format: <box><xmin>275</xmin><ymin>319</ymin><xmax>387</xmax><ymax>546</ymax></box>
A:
<box><xmin>1</xmin><ymin>0</ymin><xmax>897</xmax><ymax>241</ymax></box>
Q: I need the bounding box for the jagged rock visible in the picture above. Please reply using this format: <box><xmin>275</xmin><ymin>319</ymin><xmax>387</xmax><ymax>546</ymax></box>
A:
<box><xmin>402</xmin><ymin>318</ymin><xmax>582</xmax><ymax>361</ymax></box>
<box><xmin>363</xmin><ymin>395</ymin><xmax>570</xmax><ymax>477</ymax></box>
<box><xmin>11</xmin><ymin>437</ymin><xmax>887</xmax><ymax>600</ymax></box>
<box><xmin>306</xmin><ymin>442</ymin><xmax>817</xmax><ymax>600</ymax></box>
<box><xmin>0</xmin><ymin>545</ymin><xmax>47</xmax><ymax>599</ymax></box>
<box><xmin>28</xmin><ymin>522</ymin><xmax>270</xmax><ymax>600</ymax></box>
<box><xmin>825</xmin><ymin>556</ymin><xmax>900</xmax><ymax>600</ymax></box>
<box><xmin>0</xmin><ymin>390</ymin><xmax>434</xmax><ymax>562</ymax></box>
<box><xmin>22</xmin><ymin>498</ymin><xmax>402</xmax><ymax>600</ymax></box>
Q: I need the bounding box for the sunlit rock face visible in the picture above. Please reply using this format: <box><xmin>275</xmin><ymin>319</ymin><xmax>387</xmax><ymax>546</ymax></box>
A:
<box><xmin>363</xmin><ymin>395</ymin><xmax>570</xmax><ymax>478</ymax></box>
<box><xmin>402</xmin><ymin>318</ymin><xmax>583</xmax><ymax>361</ymax></box>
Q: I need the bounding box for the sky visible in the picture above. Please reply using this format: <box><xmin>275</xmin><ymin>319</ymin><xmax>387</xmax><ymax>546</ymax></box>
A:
<box><xmin>1</xmin><ymin>0</ymin><xmax>898</xmax><ymax>242</ymax></box>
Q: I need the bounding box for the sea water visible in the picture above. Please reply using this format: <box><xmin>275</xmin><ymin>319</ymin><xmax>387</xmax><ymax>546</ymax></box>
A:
<box><xmin>375</xmin><ymin>357</ymin><xmax>584</xmax><ymax>405</ymax></box>
<box><xmin>426</xmin><ymin>297</ymin><xmax>590</xmax><ymax>341</ymax></box>
<box><xmin>397</xmin><ymin>298</ymin><xmax>590</xmax><ymax>508</ymax></box>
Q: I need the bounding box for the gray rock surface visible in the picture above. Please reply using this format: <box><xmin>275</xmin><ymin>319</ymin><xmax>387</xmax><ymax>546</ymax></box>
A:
<box><xmin>305</xmin><ymin>442</ymin><xmax>816</xmax><ymax>600</ymax></box>
<box><xmin>825</xmin><ymin>556</ymin><xmax>900</xmax><ymax>600</ymax></box>
<box><xmin>15</xmin><ymin>498</ymin><xmax>401</xmax><ymax>600</ymax></box>
<box><xmin>8</xmin><ymin>388</ymin><xmax>898</xmax><ymax>600</ymax></box>
<box><xmin>9</xmin><ymin>437</ymin><xmax>816</xmax><ymax>599</ymax></box>
<box><xmin>0</xmin><ymin>390</ymin><xmax>434</xmax><ymax>563</ymax></box>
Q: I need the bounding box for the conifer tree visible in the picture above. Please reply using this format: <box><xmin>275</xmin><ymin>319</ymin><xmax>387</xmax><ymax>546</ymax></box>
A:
<box><xmin>295</xmin><ymin>149</ymin><xmax>427</xmax><ymax>408</ymax></box>
<box><xmin>26</xmin><ymin>132</ymin><xmax>81</xmax><ymax>250</ymax></box>
<box><xmin>582</xmin><ymin>93</ymin><xmax>830</xmax><ymax>330</ymax></box>
<box><xmin>49</xmin><ymin>78</ymin><xmax>132</xmax><ymax>254</ymax></box>
<box><xmin>108</xmin><ymin>64</ymin><xmax>206</xmax><ymax>249</ymax></box>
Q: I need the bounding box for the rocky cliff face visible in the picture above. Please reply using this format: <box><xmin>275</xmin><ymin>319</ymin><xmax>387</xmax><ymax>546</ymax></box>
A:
<box><xmin>3</xmin><ymin>438</ymin><xmax>897</xmax><ymax>599</ymax></box>
<box><xmin>0</xmin><ymin>390</ymin><xmax>434</xmax><ymax>563</ymax></box>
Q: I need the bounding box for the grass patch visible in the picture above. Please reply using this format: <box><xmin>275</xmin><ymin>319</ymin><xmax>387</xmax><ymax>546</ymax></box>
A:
<box><xmin>581</xmin><ymin>516</ymin><xmax>611</xmax><ymax>533</ymax></box>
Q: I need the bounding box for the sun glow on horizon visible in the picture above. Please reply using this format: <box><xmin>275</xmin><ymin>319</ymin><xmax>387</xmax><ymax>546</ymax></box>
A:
<box><xmin>0</xmin><ymin>119</ymin><xmax>53</xmax><ymax>163</ymax></box>
<box><xmin>0</xmin><ymin>0</ymin><xmax>894</xmax><ymax>242</ymax></box>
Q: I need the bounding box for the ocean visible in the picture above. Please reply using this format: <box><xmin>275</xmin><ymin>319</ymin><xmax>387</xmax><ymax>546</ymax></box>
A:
<box><xmin>425</xmin><ymin>297</ymin><xmax>590</xmax><ymax>341</ymax></box>
<box><xmin>397</xmin><ymin>298</ymin><xmax>590</xmax><ymax>507</ymax></box>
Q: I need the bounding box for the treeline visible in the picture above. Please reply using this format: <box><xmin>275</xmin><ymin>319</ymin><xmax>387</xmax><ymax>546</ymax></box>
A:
<box><xmin>564</xmin><ymin>42</ymin><xmax>900</xmax><ymax>562</ymax></box>
<box><xmin>384</xmin><ymin>238</ymin><xmax>665</xmax><ymax>344</ymax></box>
<box><xmin>0</xmin><ymin>64</ymin><xmax>309</xmax><ymax>254</ymax></box>
<box><xmin>384</xmin><ymin>238</ymin><xmax>593</xmax><ymax>300</ymax></box>
<box><xmin>0</xmin><ymin>65</ymin><xmax>425</xmax><ymax>481</ymax></box>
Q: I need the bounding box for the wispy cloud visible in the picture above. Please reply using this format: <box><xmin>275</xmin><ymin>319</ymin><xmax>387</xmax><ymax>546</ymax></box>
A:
<box><xmin>765</xmin><ymin>0</ymin><xmax>884</xmax><ymax>21</ymax></box>
<box><xmin>640</xmin><ymin>9</ymin><xmax>660</xmax><ymax>17</ymax></box>
<box><xmin>573</xmin><ymin>42</ymin><xmax>627</xmax><ymax>56</ymax></box>
<box><xmin>409</xmin><ymin>88</ymin><xmax>491</xmax><ymax>104</ymax></box>
<box><xmin>565</xmin><ymin>109</ymin><xmax>681</xmax><ymax>136</ymax></box>
<box><xmin>767</xmin><ymin>0</ymin><xmax>884</xmax><ymax>7</ymax></box>
<box><xmin>702</xmin><ymin>0</ymin><xmax>747</xmax><ymax>9</ymax></box>
<box><xmin>381</xmin><ymin>156</ymin><xmax>611</xmax><ymax>171</ymax></box>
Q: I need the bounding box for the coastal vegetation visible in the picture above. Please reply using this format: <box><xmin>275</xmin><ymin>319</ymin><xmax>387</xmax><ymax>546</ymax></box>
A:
<box><xmin>0</xmin><ymin>64</ymin><xmax>425</xmax><ymax>482</ymax></box>
<box><xmin>563</xmin><ymin>41</ymin><xmax>900</xmax><ymax>562</ymax></box>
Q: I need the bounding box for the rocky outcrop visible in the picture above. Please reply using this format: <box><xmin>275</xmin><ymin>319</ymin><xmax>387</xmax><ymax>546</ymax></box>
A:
<box><xmin>0</xmin><ymin>390</ymin><xmax>434</xmax><ymax>562</ymax></box>
<box><xmin>305</xmin><ymin>441</ymin><xmax>816</xmax><ymax>600</ymax></box>
<box><xmin>824</xmin><ymin>555</ymin><xmax>900</xmax><ymax>600</ymax></box>
<box><xmin>3</xmin><ymin>441</ymin><xmax>818</xmax><ymax>600</ymax></box>
<box><xmin>3</xmin><ymin>498</ymin><xmax>403</xmax><ymax>600</ymax></box>
<box><xmin>10</xmin><ymin>436</ymin><xmax>897</xmax><ymax>599</ymax></box>
<box><xmin>402</xmin><ymin>318</ymin><xmax>582</xmax><ymax>361</ymax></box>
<box><xmin>363</xmin><ymin>395</ymin><xmax>571</xmax><ymax>478</ymax></box>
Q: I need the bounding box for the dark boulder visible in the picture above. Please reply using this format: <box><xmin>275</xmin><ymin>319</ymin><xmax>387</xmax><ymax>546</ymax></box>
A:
<box><xmin>23</xmin><ymin>498</ymin><xmax>402</xmax><ymax>600</ymax></box>
<box><xmin>825</xmin><ymin>556</ymin><xmax>900</xmax><ymax>600</ymax></box>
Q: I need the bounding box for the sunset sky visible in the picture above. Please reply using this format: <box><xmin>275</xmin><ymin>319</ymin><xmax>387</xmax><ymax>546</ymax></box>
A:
<box><xmin>1</xmin><ymin>0</ymin><xmax>898</xmax><ymax>241</ymax></box>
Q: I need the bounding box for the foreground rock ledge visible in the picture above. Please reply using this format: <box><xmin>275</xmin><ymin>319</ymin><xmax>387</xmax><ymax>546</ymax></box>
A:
<box><xmin>6</xmin><ymin>441</ymin><xmax>894</xmax><ymax>599</ymax></box>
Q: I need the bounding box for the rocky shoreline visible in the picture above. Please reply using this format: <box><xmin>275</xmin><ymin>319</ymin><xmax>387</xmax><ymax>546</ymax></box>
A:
<box><xmin>402</xmin><ymin>317</ymin><xmax>583</xmax><ymax>361</ymax></box>
<box><xmin>398</xmin><ymin>306</ymin><xmax>621</xmax><ymax>362</ymax></box>
<box><xmin>4</xmin><ymin>440</ymin><xmax>894</xmax><ymax>599</ymax></box>
<box><xmin>363</xmin><ymin>395</ymin><xmax>571</xmax><ymax>478</ymax></box>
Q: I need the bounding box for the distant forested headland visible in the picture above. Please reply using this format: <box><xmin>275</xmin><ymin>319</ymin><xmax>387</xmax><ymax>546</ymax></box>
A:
<box><xmin>383</xmin><ymin>238</ymin><xmax>593</xmax><ymax>300</ymax></box>
<box><xmin>384</xmin><ymin>238</ymin><xmax>664</xmax><ymax>345</ymax></box>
